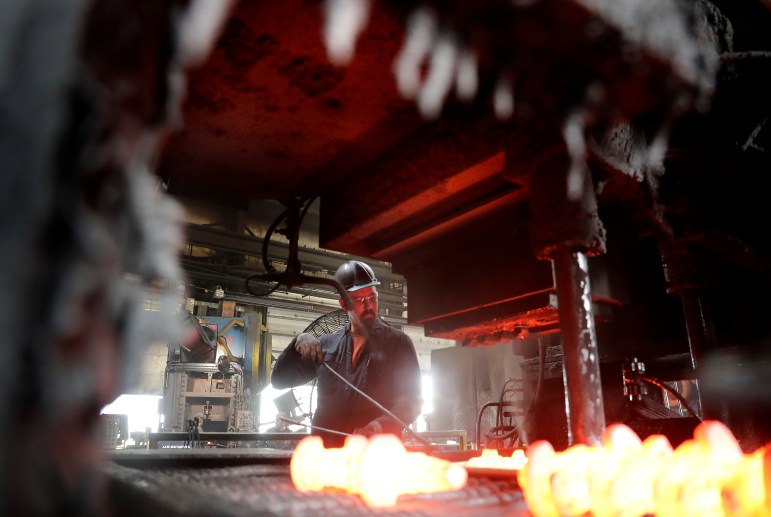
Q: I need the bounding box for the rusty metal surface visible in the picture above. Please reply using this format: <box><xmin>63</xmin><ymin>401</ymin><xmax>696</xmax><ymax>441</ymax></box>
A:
<box><xmin>388</xmin><ymin>192</ymin><xmax>548</xmax><ymax>326</ymax></box>
<box><xmin>159</xmin><ymin>0</ymin><xmax>421</xmax><ymax>206</ymax></box>
<box><xmin>160</xmin><ymin>0</ymin><xmax>720</xmax><ymax>208</ymax></box>
<box><xmin>106</xmin><ymin>459</ymin><xmax>531</xmax><ymax>517</ymax></box>
<box><xmin>552</xmin><ymin>248</ymin><xmax>606</xmax><ymax>446</ymax></box>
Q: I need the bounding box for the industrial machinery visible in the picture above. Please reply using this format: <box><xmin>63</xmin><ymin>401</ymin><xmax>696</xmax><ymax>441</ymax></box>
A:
<box><xmin>6</xmin><ymin>0</ymin><xmax>771</xmax><ymax>515</ymax></box>
<box><xmin>160</xmin><ymin>362</ymin><xmax>248</xmax><ymax>433</ymax></box>
<box><xmin>153</xmin><ymin>0</ymin><xmax>771</xmax><ymax>456</ymax></box>
<box><xmin>100</xmin><ymin>414</ymin><xmax>129</xmax><ymax>450</ymax></box>
<box><xmin>160</xmin><ymin>312</ymin><xmax>269</xmax><ymax>434</ymax></box>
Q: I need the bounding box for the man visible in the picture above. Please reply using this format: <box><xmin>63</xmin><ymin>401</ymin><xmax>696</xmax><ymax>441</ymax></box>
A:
<box><xmin>271</xmin><ymin>260</ymin><xmax>422</xmax><ymax>447</ymax></box>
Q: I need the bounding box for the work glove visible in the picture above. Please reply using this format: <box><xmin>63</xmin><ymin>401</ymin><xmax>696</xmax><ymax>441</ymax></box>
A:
<box><xmin>353</xmin><ymin>420</ymin><xmax>383</xmax><ymax>437</ymax></box>
<box><xmin>294</xmin><ymin>333</ymin><xmax>323</xmax><ymax>365</ymax></box>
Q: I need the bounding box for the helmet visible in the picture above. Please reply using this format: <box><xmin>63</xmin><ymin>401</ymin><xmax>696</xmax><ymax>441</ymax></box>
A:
<box><xmin>334</xmin><ymin>260</ymin><xmax>380</xmax><ymax>292</ymax></box>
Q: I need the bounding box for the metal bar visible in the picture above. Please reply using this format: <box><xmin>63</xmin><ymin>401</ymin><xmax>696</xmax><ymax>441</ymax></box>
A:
<box><xmin>679</xmin><ymin>290</ymin><xmax>716</xmax><ymax>419</ymax></box>
<box><xmin>552</xmin><ymin>247</ymin><xmax>605</xmax><ymax>446</ymax></box>
<box><xmin>322</xmin><ymin>363</ymin><xmax>434</xmax><ymax>449</ymax></box>
<box><xmin>679</xmin><ymin>290</ymin><xmax>716</xmax><ymax>370</ymax></box>
<box><xmin>278</xmin><ymin>416</ymin><xmax>351</xmax><ymax>437</ymax></box>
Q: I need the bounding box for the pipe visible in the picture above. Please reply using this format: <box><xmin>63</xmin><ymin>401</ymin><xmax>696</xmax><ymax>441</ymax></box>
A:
<box><xmin>552</xmin><ymin>246</ymin><xmax>606</xmax><ymax>446</ymax></box>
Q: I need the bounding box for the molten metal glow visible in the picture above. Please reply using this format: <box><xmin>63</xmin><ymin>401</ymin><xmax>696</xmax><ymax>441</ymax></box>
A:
<box><xmin>290</xmin><ymin>434</ymin><xmax>468</xmax><ymax>507</ymax></box>
<box><xmin>517</xmin><ymin>421</ymin><xmax>770</xmax><ymax>517</ymax></box>
<box><xmin>466</xmin><ymin>448</ymin><xmax>528</xmax><ymax>470</ymax></box>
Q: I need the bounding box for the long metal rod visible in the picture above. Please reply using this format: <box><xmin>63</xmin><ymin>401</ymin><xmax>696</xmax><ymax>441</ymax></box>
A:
<box><xmin>278</xmin><ymin>416</ymin><xmax>351</xmax><ymax>437</ymax></box>
<box><xmin>322</xmin><ymin>362</ymin><xmax>434</xmax><ymax>449</ymax></box>
<box><xmin>679</xmin><ymin>290</ymin><xmax>716</xmax><ymax>371</ymax></box>
<box><xmin>679</xmin><ymin>290</ymin><xmax>715</xmax><ymax>419</ymax></box>
<box><xmin>552</xmin><ymin>247</ymin><xmax>606</xmax><ymax>446</ymax></box>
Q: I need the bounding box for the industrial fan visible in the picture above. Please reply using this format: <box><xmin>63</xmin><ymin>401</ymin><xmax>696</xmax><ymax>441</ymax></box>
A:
<box><xmin>282</xmin><ymin>309</ymin><xmax>350</xmax><ymax>421</ymax></box>
<box><xmin>303</xmin><ymin>309</ymin><xmax>349</xmax><ymax>338</ymax></box>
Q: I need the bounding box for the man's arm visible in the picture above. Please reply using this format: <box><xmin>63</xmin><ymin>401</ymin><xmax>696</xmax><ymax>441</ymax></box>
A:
<box><xmin>271</xmin><ymin>334</ymin><xmax>320</xmax><ymax>389</ymax></box>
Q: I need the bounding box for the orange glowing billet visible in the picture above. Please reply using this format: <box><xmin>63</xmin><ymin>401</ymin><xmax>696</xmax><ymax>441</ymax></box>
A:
<box><xmin>290</xmin><ymin>434</ymin><xmax>468</xmax><ymax>507</ymax></box>
<box><xmin>517</xmin><ymin>421</ymin><xmax>771</xmax><ymax>517</ymax></box>
<box><xmin>466</xmin><ymin>448</ymin><xmax>528</xmax><ymax>470</ymax></box>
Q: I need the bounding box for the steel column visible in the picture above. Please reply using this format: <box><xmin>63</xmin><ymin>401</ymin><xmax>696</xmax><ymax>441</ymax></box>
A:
<box><xmin>552</xmin><ymin>247</ymin><xmax>606</xmax><ymax>446</ymax></box>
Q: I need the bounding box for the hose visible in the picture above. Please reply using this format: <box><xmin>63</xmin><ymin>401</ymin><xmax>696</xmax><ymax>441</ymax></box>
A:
<box><xmin>637</xmin><ymin>376</ymin><xmax>704</xmax><ymax>422</ymax></box>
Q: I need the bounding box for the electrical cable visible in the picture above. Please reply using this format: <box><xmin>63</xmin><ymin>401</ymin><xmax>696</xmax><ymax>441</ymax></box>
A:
<box><xmin>475</xmin><ymin>401</ymin><xmax>501</xmax><ymax>449</ymax></box>
<box><xmin>245</xmin><ymin>198</ymin><xmax>354</xmax><ymax>308</ymax></box>
<box><xmin>245</xmin><ymin>205</ymin><xmax>287</xmax><ymax>297</ymax></box>
<box><xmin>484</xmin><ymin>408</ymin><xmax>519</xmax><ymax>446</ymax></box>
<box><xmin>475</xmin><ymin>381</ymin><xmax>521</xmax><ymax>449</ymax></box>
<box><xmin>480</xmin><ymin>337</ymin><xmax>547</xmax><ymax>448</ymax></box>
<box><xmin>245</xmin><ymin>198</ymin><xmax>314</xmax><ymax>297</ymax></box>
<box><xmin>496</xmin><ymin>381</ymin><xmax>513</xmax><ymax>440</ymax></box>
<box><xmin>519</xmin><ymin>336</ymin><xmax>546</xmax><ymax>445</ymax></box>
<box><xmin>186</xmin><ymin>417</ymin><xmax>201</xmax><ymax>448</ymax></box>
<box><xmin>262</xmin><ymin>206</ymin><xmax>287</xmax><ymax>272</ymax></box>
<box><xmin>298</xmin><ymin>196</ymin><xmax>316</xmax><ymax>226</ymax></box>
<box><xmin>637</xmin><ymin>376</ymin><xmax>704</xmax><ymax>422</ymax></box>
<box><xmin>322</xmin><ymin>362</ymin><xmax>435</xmax><ymax>450</ymax></box>
<box><xmin>496</xmin><ymin>381</ymin><xmax>520</xmax><ymax>448</ymax></box>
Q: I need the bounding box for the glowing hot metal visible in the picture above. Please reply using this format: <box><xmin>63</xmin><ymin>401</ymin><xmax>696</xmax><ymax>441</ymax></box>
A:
<box><xmin>466</xmin><ymin>448</ymin><xmax>528</xmax><ymax>470</ymax></box>
<box><xmin>517</xmin><ymin>421</ymin><xmax>771</xmax><ymax>517</ymax></box>
<box><xmin>290</xmin><ymin>434</ymin><xmax>468</xmax><ymax>507</ymax></box>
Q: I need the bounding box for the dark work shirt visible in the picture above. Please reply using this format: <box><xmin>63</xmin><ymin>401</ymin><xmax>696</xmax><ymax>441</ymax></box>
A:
<box><xmin>271</xmin><ymin>318</ymin><xmax>422</xmax><ymax>447</ymax></box>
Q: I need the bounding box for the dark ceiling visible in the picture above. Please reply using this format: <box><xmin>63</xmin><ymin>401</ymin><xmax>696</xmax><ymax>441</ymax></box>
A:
<box><xmin>158</xmin><ymin>0</ymin><xmax>771</xmax><ymax>348</ymax></box>
<box><xmin>159</xmin><ymin>0</ymin><xmax>423</xmax><ymax>205</ymax></box>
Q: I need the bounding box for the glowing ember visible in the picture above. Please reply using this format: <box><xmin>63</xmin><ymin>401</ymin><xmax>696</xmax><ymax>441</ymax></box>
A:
<box><xmin>517</xmin><ymin>421</ymin><xmax>771</xmax><ymax>517</ymax></box>
<box><xmin>290</xmin><ymin>434</ymin><xmax>468</xmax><ymax>507</ymax></box>
<box><xmin>466</xmin><ymin>448</ymin><xmax>528</xmax><ymax>470</ymax></box>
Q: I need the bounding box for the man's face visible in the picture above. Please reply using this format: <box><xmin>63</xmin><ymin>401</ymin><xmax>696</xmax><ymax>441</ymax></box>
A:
<box><xmin>341</xmin><ymin>286</ymin><xmax>379</xmax><ymax>329</ymax></box>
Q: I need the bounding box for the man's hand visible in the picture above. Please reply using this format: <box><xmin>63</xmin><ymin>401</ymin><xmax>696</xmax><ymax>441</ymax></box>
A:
<box><xmin>352</xmin><ymin>420</ymin><xmax>383</xmax><ymax>437</ymax></box>
<box><xmin>294</xmin><ymin>333</ymin><xmax>323</xmax><ymax>364</ymax></box>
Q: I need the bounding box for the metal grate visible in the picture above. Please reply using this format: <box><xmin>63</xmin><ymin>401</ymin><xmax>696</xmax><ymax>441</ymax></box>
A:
<box><xmin>107</xmin><ymin>462</ymin><xmax>531</xmax><ymax>516</ymax></box>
